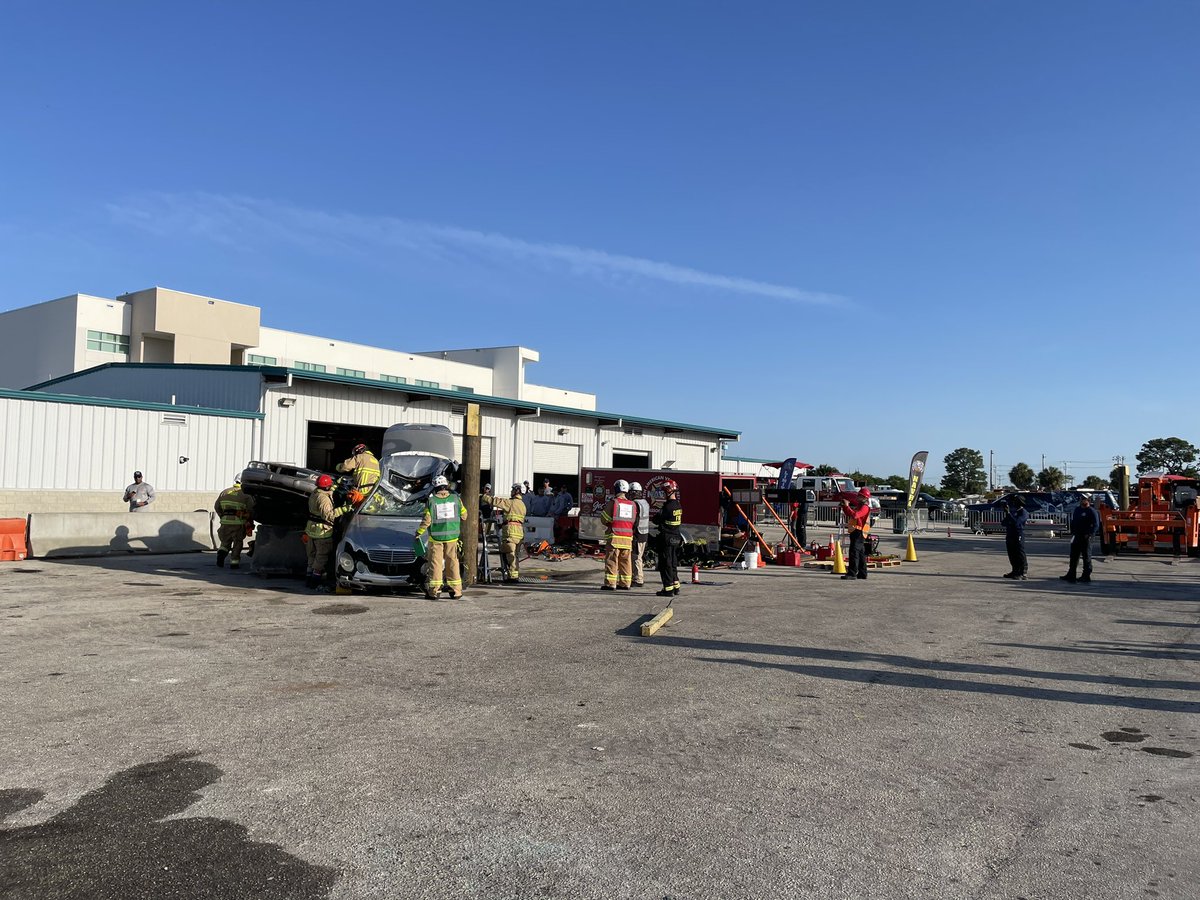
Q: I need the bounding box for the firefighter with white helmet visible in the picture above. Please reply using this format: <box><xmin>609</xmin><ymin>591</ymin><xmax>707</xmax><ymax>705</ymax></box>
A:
<box><xmin>415</xmin><ymin>474</ymin><xmax>468</xmax><ymax>599</ymax></box>
<box><xmin>630</xmin><ymin>482</ymin><xmax>651</xmax><ymax>587</ymax></box>
<box><xmin>482</xmin><ymin>482</ymin><xmax>527</xmax><ymax>582</ymax></box>
<box><xmin>601</xmin><ymin>480</ymin><xmax>636</xmax><ymax>590</ymax></box>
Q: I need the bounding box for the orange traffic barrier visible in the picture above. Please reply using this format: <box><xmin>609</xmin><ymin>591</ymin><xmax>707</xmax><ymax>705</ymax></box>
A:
<box><xmin>0</xmin><ymin>518</ymin><xmax>28</xmax><ymax>561</ymax></box>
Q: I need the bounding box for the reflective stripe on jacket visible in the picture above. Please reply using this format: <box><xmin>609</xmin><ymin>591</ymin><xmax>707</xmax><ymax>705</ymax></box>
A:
<box><xmin>305</xmin><ymin>489</ymin><xmax>349</xmax><ymax>539</ymax></box>
<box><xmin>603</xmin><ymin>496</ymin><xmax>637</xmax><ymax>548</ymax></box>
<box><xmin>336</xmin><ymin>451</ymin><xmax>381</xmax><ymax>491</ymax></box>
<box><xmin>214</xmin><ymin>486</ymin><xmax>254</xmax><ymax>526</ymax></box>
<box><xmin>487</xmin><ymin>495</ymin><xmax>527</xmax><ymax>542</ymax></box>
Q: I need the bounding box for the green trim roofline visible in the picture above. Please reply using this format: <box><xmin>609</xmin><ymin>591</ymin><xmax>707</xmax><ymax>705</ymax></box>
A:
<box><xmin>26</xmin><ymin>363</ymin><xmax>738</xmax><ymax>439</ymax></box>
<box><xmin>0</xmin><ymin>386</ymin><xmax>264</xmax><ymax>419</ymax></box>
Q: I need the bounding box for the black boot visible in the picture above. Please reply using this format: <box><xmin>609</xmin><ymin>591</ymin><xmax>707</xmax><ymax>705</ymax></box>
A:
<box><xmin>216</xmin><ymin>548</ymin><xmax>227</xmax><ymax>568</ymax></box>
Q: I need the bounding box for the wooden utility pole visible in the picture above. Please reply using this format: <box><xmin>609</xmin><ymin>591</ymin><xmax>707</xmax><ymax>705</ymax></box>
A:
<box><xmin>461</xmin><ymin>403</ymin><xmax>482</xmax><ymax>586</ymax></box>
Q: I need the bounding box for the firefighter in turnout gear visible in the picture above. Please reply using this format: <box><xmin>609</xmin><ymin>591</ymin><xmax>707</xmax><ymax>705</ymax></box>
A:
<box><xmin>653</xmin><ymin>480</ymin><xmax>683</xmax><ymax>597</ymax></box>
<box><xmin>305</xmin><ymin>474</ymin><xmax>351</xmax><ymax>590</ymax></box>
<box><xmin>214</xmin><ymin>476</ymin><xmax>255</xmax><ymax>569</ymax></box>
<box><xmin>415</xmin><ymin>475</ymin><xmax>468</xmax><ymax>599</ymax></box>
<box><xmin>483</xmin><ymin>483</ymin><xmax>526</xmax><ymax>582</ymax></box>
<box><xmin>601</xmin><ymin>480</ymin><xmax>636</xmax><ymax>590</ymax></box>
<box><xmin>630</xmin><ymin>482</ymin><xmax>651</xmax><ymax>587</ymax></box>
<box><xmin>335</xmin><ymin>442</ymin><xmax>381</xmax><ymax>505</ymax></box>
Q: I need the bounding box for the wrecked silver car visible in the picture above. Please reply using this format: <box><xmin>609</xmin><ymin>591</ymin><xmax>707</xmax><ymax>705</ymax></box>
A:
<box><xmin>334</xmin><ymin>424</ymin><xmax>460</xmax><ymax>592</ymax></box>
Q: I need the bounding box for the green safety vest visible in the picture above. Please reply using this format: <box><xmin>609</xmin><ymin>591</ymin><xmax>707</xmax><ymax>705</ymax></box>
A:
<box><xmin>427</xmin><ymin>493</ymin><xmax>464</xmax><ymax>542</ymax></box>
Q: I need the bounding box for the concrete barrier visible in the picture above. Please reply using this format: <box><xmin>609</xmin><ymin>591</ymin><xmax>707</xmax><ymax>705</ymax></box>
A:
<box><xmin>27</xmin><ymin>511</ymin><xmax>215</xmax><ymax>558</ymax></box>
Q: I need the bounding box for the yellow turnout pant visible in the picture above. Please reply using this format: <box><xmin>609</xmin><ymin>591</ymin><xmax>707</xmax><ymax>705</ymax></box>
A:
<box><xmin>426</xmin><ymin>539</ymin><xmax>463</xmax><ymax>598</ymax></box>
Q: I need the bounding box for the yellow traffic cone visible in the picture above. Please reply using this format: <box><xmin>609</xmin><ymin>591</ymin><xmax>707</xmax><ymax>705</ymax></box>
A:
<box><xmin>832</xmin><ymin>540</ymin><xmax>847</xmax><ymax>574</ymax></box>
<box><xmin>905</xmin><ymin>533</ymin><xmax>918</xmax><ymax>562</ymax></box>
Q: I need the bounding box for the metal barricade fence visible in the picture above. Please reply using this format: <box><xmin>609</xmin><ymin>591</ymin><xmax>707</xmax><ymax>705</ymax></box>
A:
<box><xmin>964</xmin><ymin>509</ymin><xmax>1069</xmax><ymax>537</ymax></box>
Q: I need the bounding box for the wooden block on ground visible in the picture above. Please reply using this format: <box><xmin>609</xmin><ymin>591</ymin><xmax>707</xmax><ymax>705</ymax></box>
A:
<box><xmin>640</xmin><ymin>607</ymin><xmax>674</xmax><ymax>637</ymax></box>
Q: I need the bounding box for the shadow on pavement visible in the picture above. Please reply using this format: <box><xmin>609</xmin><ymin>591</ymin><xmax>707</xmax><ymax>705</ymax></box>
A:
<box><xmin>0</xmin><ymin>752</ymin><xmax>338</xmax><ymax>899</ymax></box>
<box><xmin>635</xmin><ymin>635</ymin><xmax>1200</xmax><ymax>714</ymax></box>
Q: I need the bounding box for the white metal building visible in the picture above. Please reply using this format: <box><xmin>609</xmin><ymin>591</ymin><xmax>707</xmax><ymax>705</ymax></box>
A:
<box><xmin>0</xmin><ymin>363</ymin><xmax>740</xmax><ymax>517</ymax></box>
<box><xmin>0</xmin><ymin>286</ymin><xmax>595</xmax><ymax>410</ymax></box>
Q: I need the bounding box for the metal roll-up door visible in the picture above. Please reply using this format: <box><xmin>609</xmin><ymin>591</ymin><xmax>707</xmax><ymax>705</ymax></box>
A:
<box><xmin>452</xmin><ymin>435</ymin><xmax>493</xmax><ymax>469</ymax></box>
<box><xmin>533</xmin><ymin>441</ymin><xmax>581</xmax><ymax>475</ymax></box>
<box><xmin>674</xmin><ymin>443</ymin><xmax>707</xmax><ymax>471</ymax></box>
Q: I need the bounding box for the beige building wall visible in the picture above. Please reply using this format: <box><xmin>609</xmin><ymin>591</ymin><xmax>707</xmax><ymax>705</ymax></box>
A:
<box><xmin>122</xmin><ymin>287</ymin><xmax>260</xmax><ymax>365</ymax></box>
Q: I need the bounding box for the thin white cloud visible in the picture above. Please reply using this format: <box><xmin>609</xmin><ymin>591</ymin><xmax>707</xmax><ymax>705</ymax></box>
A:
<box><xmin>107</xmin><ymin>192</ymin><xmax>844</xmax><ymax>306</ymax></box>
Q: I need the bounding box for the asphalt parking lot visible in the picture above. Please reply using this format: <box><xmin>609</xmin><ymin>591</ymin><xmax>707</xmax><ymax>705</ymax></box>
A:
<box><xmin>2</xmin><ymin>532</ymin><xmax>1198</xmax><ymax>899</ymax></box>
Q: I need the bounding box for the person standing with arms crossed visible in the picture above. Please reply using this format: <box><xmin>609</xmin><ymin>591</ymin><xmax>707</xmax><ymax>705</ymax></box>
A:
<box><xmin>415</xmin><ymin>475</ymin><xmax>468</xmax><ymax>599</ymax></box>
<box><xmin>653</xmin><ymin>480</ymin><xmax>683</xmax><ymax>597</ymax></box>
<box><xmin>1061</xmin><ymin>495</ymin><xmax>1100</xmax><ymax>584</ymax></box>
<box><xmin>1002</xmin><ymin>495</ymin><xmax>1029</xmax><ymax>580</ymax></box>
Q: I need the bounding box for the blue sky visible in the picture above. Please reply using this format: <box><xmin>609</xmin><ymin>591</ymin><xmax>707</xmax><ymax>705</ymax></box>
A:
<box><xmin>2</xmin><ymin>1</ymin><xmax>1197</xmax><ymax>484</ymax></box>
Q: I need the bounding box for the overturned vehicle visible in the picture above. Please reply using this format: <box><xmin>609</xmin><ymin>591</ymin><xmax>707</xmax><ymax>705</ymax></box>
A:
<box><xmin>333</xmin><ymin>423</ymin><xmax>461</xmax><ymax>592</ymax></box>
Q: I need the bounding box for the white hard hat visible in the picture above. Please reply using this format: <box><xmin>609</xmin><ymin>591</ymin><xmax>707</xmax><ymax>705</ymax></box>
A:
<box><xmin>615</xmin><ymin>479</ymin><xmax>630</xmax><ymax>493</ymax></box>
<box><xmin>629</xmin><ymin>482</ymin><xmax>642</xmax><ymax>492</ymax></box>
<box><xmin>433</xmin><ymin>475</ymin><xmax>449</xmax><ymax>489</ymax></box>
<box><xmin>511</xmin><ymin>482</ymin><xmax>523</xmax><ymax>494</ymax></box>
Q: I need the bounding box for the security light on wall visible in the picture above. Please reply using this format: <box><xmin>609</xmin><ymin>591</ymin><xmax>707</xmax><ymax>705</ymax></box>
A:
<box><xmin>663</xmin><ymin>460</ymin><xmax>676</xmax><ymax>469</ymax></box>
<box><xmin>557</xmin><ymin>428</ymin><xmax>569</xmax><ymax>435</ymax></box>
<box><xmin>278</xmin><ymin>396</ymin><xmax>297</xmax><ymax>408</ymax></box>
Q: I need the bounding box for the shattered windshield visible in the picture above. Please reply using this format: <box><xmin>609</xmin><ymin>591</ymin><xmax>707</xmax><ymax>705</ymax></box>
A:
<box><xmin>359</xmin><ymin>478</ymin><xmax>427</xmax><ymax>518</ymax></box>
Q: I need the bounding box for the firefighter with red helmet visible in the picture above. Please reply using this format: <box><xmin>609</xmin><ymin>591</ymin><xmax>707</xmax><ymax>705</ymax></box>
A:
<box><xmin>335</xmin><ymin>442</ymin><xmax>380</xmax><ymax>505</ymax></box>
<box><xmin>653</xmin><ymin>480</ymin><xmax>683</xmax><ymax>596</ymax></box>
<box><xmin>304</xmin><ymin>473</ymin><xmax>351</xmax><ymax>590</ymax></box>
<box><xmin>600</xmin><ymin>480</ymin><xmax>636</xmax><ymax>590</ymax></box>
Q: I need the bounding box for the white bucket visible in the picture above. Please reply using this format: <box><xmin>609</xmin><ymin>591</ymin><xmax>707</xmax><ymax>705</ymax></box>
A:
<box><xmin>744</xmin><ymin>550</ymin><xmax>759</xmax><ymax>570</ymax></box>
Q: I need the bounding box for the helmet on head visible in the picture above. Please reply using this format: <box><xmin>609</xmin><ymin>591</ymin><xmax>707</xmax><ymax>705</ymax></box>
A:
<box><xmin>614</xmin><ymin>479</ymin><xmax>630</xmax><ymax>493</ymax></box>
<box><xmin>662</xmin><ymin>479</ymin><xmax>678</xmax><ymax>494</ymax></box>
<box><xmin>859</xmin><ymin>487</ymin><xmax>871</xmax><ymax>498</ymax></box>
<box><xmin>629</xmin><ymin>482</ymin><xmax>642</xmax><ymax>493</ymax></box>
<box><xmin>316</xmin><ymin>474</ymin><xmax>334</xmax><ymax>490</ymax></box>
<box><xmin>433</xmin><ymin>475</ymin><xmax>449</xmax><ymax>489</ymax></box>
<box><xmin>352</xmin><ymin>443</ymin><xmax>369</xmax><ymax>456</ymax></box>
<box><xmin>233</xmin><ymin>473</ymin><xmax>243</xmax><ymax>484</ymax></box>
<box><xmin>511</xmin><ymin>482</ymin><xmax>523</xmax><ymax>495</ymax></box>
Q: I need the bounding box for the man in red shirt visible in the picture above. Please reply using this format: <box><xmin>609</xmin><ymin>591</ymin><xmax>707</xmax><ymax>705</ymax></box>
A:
<box><xmin>840</xmin><ymin>489</ymin><xmax>872</xmax><ymax>580</ymax></box>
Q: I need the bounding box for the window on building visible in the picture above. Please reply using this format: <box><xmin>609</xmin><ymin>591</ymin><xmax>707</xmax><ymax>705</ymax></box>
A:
<box><xmin>246</xmin><ymin>353</ymin><xmax>277</xmax><ymax>365</ymax></box>
<box><xmin>85</xmin><ymin>330</ymin><xmax>130</xmax><ymax>354</ymax></box>
<box><xmin>295</xmin><ymin>361</ymin><xmax>327</xmax><ymax>373</ymax></box>
<box><xmin>415</xmin><ymin>379</ymin><xmax>439</xmax><ymax>388</ymax></box>
<box><xmin>336</xmin><ymin>367</ymin><xmax>365</xmax><ymax>378</ymax></box>
<box><xmin>452</xmin><ymin>385</ymin><xmax>475</xmax><ymax>394</ymax></box>
<box><xmin>379</xmin><ymin>374</ymin><xmax>407</xmax><ymax>384</ymax></box>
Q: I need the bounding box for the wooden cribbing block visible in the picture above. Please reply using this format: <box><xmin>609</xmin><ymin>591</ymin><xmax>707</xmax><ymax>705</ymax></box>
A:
<box><xmin>640</xmin><ymin>607</ymin><xmax>674</xmax><ymax>637</ymax></box>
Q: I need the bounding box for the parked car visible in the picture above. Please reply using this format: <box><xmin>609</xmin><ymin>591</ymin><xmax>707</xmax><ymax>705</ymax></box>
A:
<box><xmin>917</xmin><ymin>492</ymin><xmax>959</xmax><ymax>518</ymax></box>
<box><xmin>964</xmin><ymin>490</ymin><xmax>1117</xmax><ymax>536</ymax></box>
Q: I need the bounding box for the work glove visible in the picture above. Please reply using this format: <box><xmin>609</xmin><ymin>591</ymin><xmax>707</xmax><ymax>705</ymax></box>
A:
<box><xmin>349</xmin><ymin>489</ymin><xmax>365</xmax><ymax>505</ymax></box>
